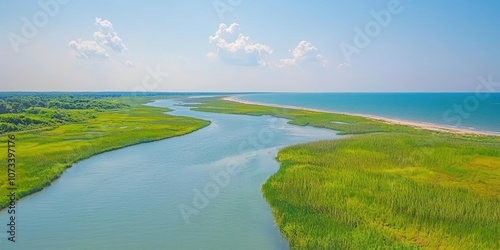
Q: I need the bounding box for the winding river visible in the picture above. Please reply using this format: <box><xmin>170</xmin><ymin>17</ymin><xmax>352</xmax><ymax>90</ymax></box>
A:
<box><xmin>0</xmin><ymin>98</ymin><xmax>340</xmax><ymax>249</ymax></box>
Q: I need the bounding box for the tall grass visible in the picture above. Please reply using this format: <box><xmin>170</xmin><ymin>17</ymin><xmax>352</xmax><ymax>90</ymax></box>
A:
<box><xmin>263</xmin><ymin>134</ymin><xmax>500</xmax><ymax>249</ymax></box>
<box><xmin>193</xmin><ymin>97</ymin><xmax>500</xmax><ymax>249</ymax></box>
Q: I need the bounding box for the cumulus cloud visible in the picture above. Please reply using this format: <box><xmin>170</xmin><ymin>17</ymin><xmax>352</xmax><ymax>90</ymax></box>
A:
<box><xmin>69</xmin><ymin>17</ymin><xmax>128</xmax><ymax>61</ymax></box>
<box><xmin>208</xmin><ymin>23</ymin><xmax>272</xmax><ymax>66</ymax></box>
<box><xmin>68</xmin><ymin>40</ymin><xmax>109</xmax><ymax>60</ymax></box>
<box><xmin>93</xmin><ymin>18</ymin><xmax>128</xmax><ymax>53</ymax></box>
<box><xmin>280</xmin><ymin>41</ymin><xmax>327</xmax><ymax>67</ymax></box>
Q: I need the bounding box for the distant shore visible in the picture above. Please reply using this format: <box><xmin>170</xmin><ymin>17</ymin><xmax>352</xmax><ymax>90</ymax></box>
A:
<box><xmin>223</xmin><ymin>96</ymin><xmax>499</xmax><ymax>136</ymax></box>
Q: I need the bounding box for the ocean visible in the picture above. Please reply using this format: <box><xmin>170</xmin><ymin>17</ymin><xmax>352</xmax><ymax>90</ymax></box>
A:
<box><xmin>237</xmin><ymin>93</ymin><xmax>500</xmax><ymax>134</ymax></box>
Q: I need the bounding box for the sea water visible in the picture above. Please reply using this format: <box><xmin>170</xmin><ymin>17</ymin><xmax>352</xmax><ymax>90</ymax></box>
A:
<box><xmin>238</xmin><ymin>93</ymin><xmax>500</xmax><ymax>134</ymax></box>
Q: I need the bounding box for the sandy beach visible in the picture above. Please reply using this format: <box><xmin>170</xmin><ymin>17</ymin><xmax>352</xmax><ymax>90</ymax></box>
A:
<box><xmin>222</xmin><ymin>96</ymin><xmax>499</xmax><ymax>136</ymax></box>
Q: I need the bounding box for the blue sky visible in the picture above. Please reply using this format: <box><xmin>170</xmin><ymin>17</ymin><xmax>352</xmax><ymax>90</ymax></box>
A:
<box><xmin>1</xmin><ymin>0</ymin><xmax>499</xmax><ymax>92</ymax></box>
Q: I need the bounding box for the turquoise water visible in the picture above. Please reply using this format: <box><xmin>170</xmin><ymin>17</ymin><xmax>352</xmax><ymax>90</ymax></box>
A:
<box><xmin>238</xmin><ymin>93</ymin><xmax>500</xmax><ymax>134</ymax></box>
<box><xmin>0</xmin><ymin>99</ymin><xmax>340</xmax><ymax>249</ymax></box>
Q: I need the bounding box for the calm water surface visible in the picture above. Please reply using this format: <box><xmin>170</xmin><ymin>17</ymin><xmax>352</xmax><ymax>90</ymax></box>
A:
<box><xmin>239</xmin><ymin>93</ymin><xmax>500</xmax><ymax>133</ymax></box>
<box><xmin>0</xmin><ymin>98</ymin><xmax>340</xmax><ymax>249</ymax></box>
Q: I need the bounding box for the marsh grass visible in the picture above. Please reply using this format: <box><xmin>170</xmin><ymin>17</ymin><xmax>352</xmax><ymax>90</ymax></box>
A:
<box><xmin>264</xmin><ymin>134</ymin><xmax>500</xmax><ymax>249</ymax></box>
<box><xmin>193</xmin><ymin>97</ymin><xmax>500</xmax><ymax>249</ymax></box>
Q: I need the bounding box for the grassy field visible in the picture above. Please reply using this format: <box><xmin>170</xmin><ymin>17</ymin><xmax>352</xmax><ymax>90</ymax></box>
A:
<box><xmin>191</xmin><ymin>97</ymin><xmax>500</xmax><ymax>249</ymax></box>
<box><xmin>0</xmin><ymin>97</ymin><xmax>210</xmax><ymax>210</ymax></box>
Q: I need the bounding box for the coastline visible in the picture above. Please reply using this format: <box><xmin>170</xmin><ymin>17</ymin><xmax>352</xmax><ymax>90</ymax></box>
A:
<box><xmin>213</xmin><ymin>95</ymin><xmax>500</xmax><ymax>248</ymax></box>
<box><xmin>222</xmin><ymin>96</ymin><xmax>499</xmax><ymax>137</ymax></box>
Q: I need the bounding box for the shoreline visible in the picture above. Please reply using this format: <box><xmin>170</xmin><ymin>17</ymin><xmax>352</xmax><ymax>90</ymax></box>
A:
<box><xmin>222</xmin><ymin>96</ymin><xmax>499</xmax><ymax>137</ymax></box>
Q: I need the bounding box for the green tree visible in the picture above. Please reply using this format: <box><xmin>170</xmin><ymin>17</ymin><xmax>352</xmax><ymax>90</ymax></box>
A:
<box><xmin>0</xmin><ymin>100</ymin><xmax>12</xmax><ymax>114</ymax></box>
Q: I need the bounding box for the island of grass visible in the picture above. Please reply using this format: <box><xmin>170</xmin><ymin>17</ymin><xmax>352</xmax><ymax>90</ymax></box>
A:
<box><xmin>0</xmin><ymin>94</ymin><xmax>210</xmax><ymax>210</ymax></box>
<box><xmin>190</xmin><ymin>97</ymin><xmax>500</xmax><ymax>250</ymax></box>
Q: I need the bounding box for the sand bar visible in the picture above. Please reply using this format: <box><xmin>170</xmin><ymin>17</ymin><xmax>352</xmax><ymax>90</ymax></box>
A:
<box><xmin>222</xmin><ymin>96</ymin><xmax>500</xmax><ymax>136</ymax></box>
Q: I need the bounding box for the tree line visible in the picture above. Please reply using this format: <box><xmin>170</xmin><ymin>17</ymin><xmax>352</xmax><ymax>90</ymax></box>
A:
<box><xmin>0</xmin><ymin>94</ymin><xmax>128</xmax><ymax>134</ymax></box>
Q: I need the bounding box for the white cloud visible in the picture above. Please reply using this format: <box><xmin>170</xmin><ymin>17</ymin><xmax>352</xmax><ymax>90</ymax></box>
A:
<box><xmin>68</xmin><ymin>40</ymin><xmax>109</xmax><ymax>60</ymax></box>
<box><xmin>94</xmin><ymin>18</ymin><xmax>128</xmax><ymax>53</ymax></box>
<box><xmin>69</xmin><ymin>17</ymin><xmax>129</xmax><ymax>63</ymax></box>
<box><xmin>280</xmin><ymin>41</ymin><xmax>327</xmax><ymax>67</ymax></box>
<box><xmin>208</xmin><ymin>23</ymin><xmax>272</xmax><ymax>66</ymax></box>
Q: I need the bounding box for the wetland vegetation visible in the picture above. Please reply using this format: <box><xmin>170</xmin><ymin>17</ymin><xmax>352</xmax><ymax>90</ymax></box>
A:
<box><xmin>191</xmin><ymin>97</ymin><xmax>500</xmax><ymax>249</ymax></box>
<box><xmin>2</xmin><ymin>94</ymin><xmax>498</xmax><ymax>249</ymax></box>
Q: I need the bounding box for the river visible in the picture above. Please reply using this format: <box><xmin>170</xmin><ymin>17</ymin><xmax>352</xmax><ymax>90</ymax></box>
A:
<box><xmin>0</xmin><ymin>98</ymin><xmax>340</xmax><ymax>249</ymax></box>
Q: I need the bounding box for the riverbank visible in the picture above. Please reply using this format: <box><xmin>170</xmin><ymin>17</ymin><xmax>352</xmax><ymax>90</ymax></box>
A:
<box><xmin>223</xmin><ymin>96</ymin><xmax>499</xmax><ymax>136</ymax></box>
<box><xmin>0</xmin><ymin>97</ymin><xmax>210</xmax><ymax>210</ymax></box>
<box><xmin>191</xmin><ymin>96</ymin><xmax>500</xmax><ymax>249</ymax></box>
<box><xmin>2</xmin><ymin>98</ymin><xmax>322</xmax><ymax>249</ymax></box>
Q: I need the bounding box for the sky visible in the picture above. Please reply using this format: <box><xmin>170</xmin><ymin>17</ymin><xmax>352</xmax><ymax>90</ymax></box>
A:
<box><xmin>1</xmin><ymin>0</ymin><xmax>499</xmax><ymax>92</ymax></box>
